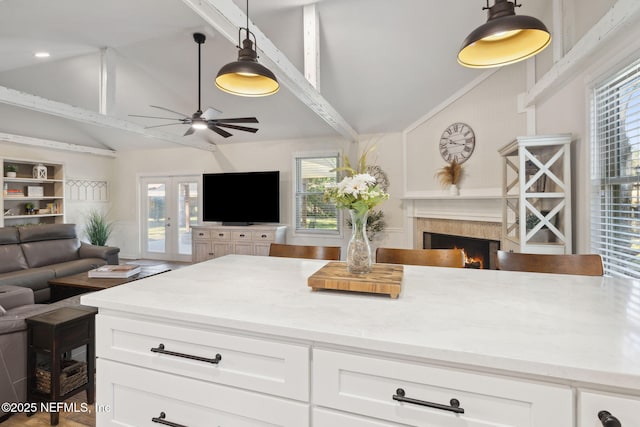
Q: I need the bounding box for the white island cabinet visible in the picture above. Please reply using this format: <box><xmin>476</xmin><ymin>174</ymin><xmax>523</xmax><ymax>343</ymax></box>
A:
<box><xmin>81</xmin><ymin>255</ymin><xmax>640</xmax><ymax>427</ymax></box>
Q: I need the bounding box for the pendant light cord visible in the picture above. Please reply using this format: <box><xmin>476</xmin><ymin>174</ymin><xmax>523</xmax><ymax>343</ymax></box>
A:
<box><xmin>198</xmin><ymin>37</ymin><xmax>202</xmax><ymax>112</ymax></box>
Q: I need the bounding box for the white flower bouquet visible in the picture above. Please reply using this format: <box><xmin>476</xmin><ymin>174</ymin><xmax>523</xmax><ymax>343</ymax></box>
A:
<box><xmin>323</xmin><ymin>173</ymin><xmax>389</xmax><ymax>216</ymax></box>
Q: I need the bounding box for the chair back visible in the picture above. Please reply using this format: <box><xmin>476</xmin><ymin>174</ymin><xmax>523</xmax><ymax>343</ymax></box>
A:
<box><xmin>496</xmin><ymin>251</ymin><xmax>604</xmax><ymax>276</ymax></box>
<box><xmin>376</xmin><ymin>248</ymin><xmax>465</xmax><ymax>268</ymax></box>
<box><xmin>268</xmin><ymin>243</ymin><xmax>341</xmax><ymax>261</ymax></box>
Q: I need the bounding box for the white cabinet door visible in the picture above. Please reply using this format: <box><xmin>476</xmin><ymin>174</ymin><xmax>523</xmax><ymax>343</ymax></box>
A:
<box><xmin>579</xmin><ymin>390</ymin><xmax>640</xmax><ymax>426</ymax></box>
<box><xmin>313</xmin><ymin>349</ymin><xmax>573</xmax><ymax>427</ymax></box>
<box><xmin>314</xmin><ymin>408</ymin><xmax>406</xmax><ymax>426</ymax></box>
<box><xmin>97</xmin><ymin>359</ymin><xmax>309</xmax><ymax>427</ymax></box>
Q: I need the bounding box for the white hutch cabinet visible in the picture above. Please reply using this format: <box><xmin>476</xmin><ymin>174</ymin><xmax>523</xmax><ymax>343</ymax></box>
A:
<box><xmin>499</xmin><ymin>134</ymin><xmax>572</xmax><ymax>254</ymax></box>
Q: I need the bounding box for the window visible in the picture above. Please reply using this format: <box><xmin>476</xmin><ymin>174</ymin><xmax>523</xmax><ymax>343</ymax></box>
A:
<box><xmin>591</xmin><ymin>58</ymin><xmax>640</xmax><ymax>278</ymax></box>
<box><xmin>295</xmin><ymin>153</ymin><xmax>340</xmax><ymax>234</ymax></box>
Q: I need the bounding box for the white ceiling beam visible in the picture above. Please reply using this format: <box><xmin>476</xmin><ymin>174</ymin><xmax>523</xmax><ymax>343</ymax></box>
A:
<box><xmin>523</xmin><ymin>0</ymin><xmax>640</xmax><ymax>107</ymax></box>
<box><xmin>179</xmin><ymin>0</ymin><xmax>359</xmax><ymax>142</ymax></box>
<box><xmin>99</xmin><ymin>47</ymin><xmax>116</xmax><ymax>116</ymax></box>
<box><xmin>0</xmin><ymin>131</ymin><xmax>117</xmax><ymax>157</ymax></box>
<box><xmin>303</xmin><ymin>4</ymin><xmax>320</xmax><ymax>91</ymax></box>
<box><xmin>0</xmin><ymin>85</ymin><xmax>216</xmax><ymax>152</ymax></box>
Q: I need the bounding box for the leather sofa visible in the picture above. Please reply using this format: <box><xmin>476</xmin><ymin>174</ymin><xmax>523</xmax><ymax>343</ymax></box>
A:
<box><xmin>0</xmin><ymin>285</ymin><xmax>90</xmax><ymax>420</ymax></box>
<box><xmin>0</xmin><ymin>224</ymin><xmax>119</xmax><ymax>303</ymax></box>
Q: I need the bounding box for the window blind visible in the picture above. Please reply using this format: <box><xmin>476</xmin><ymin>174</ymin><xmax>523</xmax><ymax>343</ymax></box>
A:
<box><xmin>591</xmin><ymin>58</ymin><xmax>640</xmax><ymax>278</ymax></box>
<box><xmin>295</xmin><ymin>154</ymin><xmax>340</xmax><ymax>234</ymax></box>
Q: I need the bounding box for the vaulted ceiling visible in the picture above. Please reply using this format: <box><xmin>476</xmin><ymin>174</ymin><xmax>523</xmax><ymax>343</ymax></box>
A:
<box><xmin>0</xmin><ymin>0</ymin><xmax>552</xmax><ymax>152</ymax></box>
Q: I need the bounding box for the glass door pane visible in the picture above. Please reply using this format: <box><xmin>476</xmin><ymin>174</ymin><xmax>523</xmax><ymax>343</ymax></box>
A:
<box><xmin>146</xmin><ymin>182</ymin><xmax>166</xmax><ymax>253</ymax></box>
<box><xmin>177</xmin><ymin>181</ymin><xmax>198</xmax><ymax>256</ymax></box>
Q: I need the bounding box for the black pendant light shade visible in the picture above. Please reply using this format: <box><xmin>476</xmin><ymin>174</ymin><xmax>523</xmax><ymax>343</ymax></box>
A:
<box><xmin>458</xmin><ymin>0</ymin><xmax>551</xmax><ymax>68</ymax></box>
<box><xmin>215</xmin><ymin>0</ymin><xmax>279</xmax><ymax>97</ymax></box>
<box><xmin>216</xmin><ymin>31</ymin><xmax>279</xmax><ymax>97</ymax></box>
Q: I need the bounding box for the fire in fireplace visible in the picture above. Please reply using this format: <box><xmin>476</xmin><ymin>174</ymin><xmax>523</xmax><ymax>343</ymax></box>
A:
<box><xmin>424</xmin><ymin>232</ymin><xmax>500</xmax><ymax>269</ymax></box>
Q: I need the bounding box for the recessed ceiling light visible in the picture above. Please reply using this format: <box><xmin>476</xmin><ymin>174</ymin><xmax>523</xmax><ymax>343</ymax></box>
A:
<box><xmin>34</xmin><ymin>52</ymin><xmax>50</xmax><ymax>58</ymax></box>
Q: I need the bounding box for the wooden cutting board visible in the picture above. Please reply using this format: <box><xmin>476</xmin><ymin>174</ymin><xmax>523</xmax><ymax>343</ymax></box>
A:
<box><xmin>307</xmin><ymin>262</ymin><xmax>403</xmax><ymax>298</ymax></box>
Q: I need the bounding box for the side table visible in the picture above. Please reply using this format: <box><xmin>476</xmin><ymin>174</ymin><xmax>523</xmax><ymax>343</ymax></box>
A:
<box><xmin>26</xmin><ymin>306</ymin><xmax>97</xmax><ymax>426</ymax></box>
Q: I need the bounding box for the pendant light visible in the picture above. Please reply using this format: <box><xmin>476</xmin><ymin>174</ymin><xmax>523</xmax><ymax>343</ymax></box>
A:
<box><xmin>458</xmin><ymin>0</ymin><xmax>551</xmax><ymax>69</ymax></box>
<box><xmin>215</xmin><ymin>0</ymin><xmax>279</xmax><ymax>97</ymax></box>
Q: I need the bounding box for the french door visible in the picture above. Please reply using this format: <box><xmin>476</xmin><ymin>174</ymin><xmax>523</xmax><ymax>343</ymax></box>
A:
<box><xmin>140</xmin><ymin>175</ymin><xmax>200</xmax><ymax>262</ymax></box>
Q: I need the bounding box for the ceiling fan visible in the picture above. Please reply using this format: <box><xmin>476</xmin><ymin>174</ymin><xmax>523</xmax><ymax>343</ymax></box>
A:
<box><xmin>129</xmin><ymin>32</ymin><xmax>259</xmax><ymax>138</ymax></box>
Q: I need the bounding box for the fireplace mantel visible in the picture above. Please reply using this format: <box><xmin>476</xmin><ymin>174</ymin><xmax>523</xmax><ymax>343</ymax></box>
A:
<box><xmin>404</xmin><ymin>188</ymin><xmax>502</xmax><ymax>223</ymax></box>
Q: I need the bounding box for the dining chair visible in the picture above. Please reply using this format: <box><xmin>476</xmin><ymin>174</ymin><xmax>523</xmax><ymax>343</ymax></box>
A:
<box><xmin>496</xmin><ymin>250</ymin><xmax>604</xmax><ymax>276</ymax></box>
<box><xmin>268</xmin><ymin>243</ymin><xmax>341</xmax><ymax>261</ymax></box>
<box><xmin>375</xmin><ymin>248</ymin><xmax>465</xmax><ymax>268</ymax></box>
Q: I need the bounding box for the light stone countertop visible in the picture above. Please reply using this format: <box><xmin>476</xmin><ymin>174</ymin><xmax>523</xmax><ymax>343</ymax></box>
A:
<box><xmin>81</xmin><ymin>254</ymin><xmax>640</xmax><ymax>391</ymax></box>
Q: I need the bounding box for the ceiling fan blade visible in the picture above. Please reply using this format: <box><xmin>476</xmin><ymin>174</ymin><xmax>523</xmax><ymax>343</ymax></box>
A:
<box><xmin>214</xmin><ymin>123</ymin><xmax>259</xmax><ymax>133</ymax></box>
<box><xmin>211</xmin><ymin>117</ymin><xmax>259</xmax><ymax>124</ymax></box>
<box><xmin>207</xmin><ymin>124</ymin><xmax>233</xmax><ymax>138</ymax></box>
<box><xmin>201</xmin><ymin>107</ymin><xmax>223</xmax><ymax>120</ymax></box>
<box><xmin>184</xmin><ymin>127</ymin><xmax>196</xmax><ymax>136</ymax></box>
<box><xmin>144</xmin><ymin>123</ymin><xmax>183</xmax><ymax>129</ymax></box>
<box><xmin>129</xmin><ymin>114</ymin><xmax>185</xmax><ymax>120</ymax></box>
<box><xmin>150</xmin><ymin>105</ymin><xmax>190</xmax><ymax>118</ymax></box>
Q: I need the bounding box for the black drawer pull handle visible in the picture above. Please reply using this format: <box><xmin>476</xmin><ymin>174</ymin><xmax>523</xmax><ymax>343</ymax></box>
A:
<box><xmin>150</xmin><ymin>344</ymin><xmax>222</xmax><ymax>364</ymax></box>
<box><xmin>218</xmin><ymin>233</ymin><xmax>224</xmax><ymax>237</ymax></box>
<box><xmin>393</xmin><ymin>388</ymin><xmax>464</xmax><ymax>414</ymax></box>
<box><xmin>198</xmin><ymin>233</ymin><xmax>204</xmax><ymax>236</ymax></box>
<box><xmin>261</xmin><ymin>234</ymin><xmax>267</xmax><ymax>238</ymax></box>
<box><xmin>239</xmin><ymin>233</ymin><xmax>245</xmax><ymax>237</ymax></box>
<box><xmin>152</xmin><ymin>412</ymin><xmax>188</xmax><ymax>427</ymax></box>
<box><xmin>598</xmin><ymin>410</ymin><xmax>622</xmax><ymax>427</ymax></box>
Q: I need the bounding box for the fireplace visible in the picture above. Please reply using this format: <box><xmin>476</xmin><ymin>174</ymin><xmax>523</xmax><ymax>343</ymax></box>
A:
<box><xmin>424</xmin><ymin>232</ymin><xmax>500</xmax><ymax>269</ymax></box>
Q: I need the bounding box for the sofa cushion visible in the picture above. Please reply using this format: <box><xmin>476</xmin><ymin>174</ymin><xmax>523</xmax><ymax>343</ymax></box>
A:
<box><xmin>21</xmin><ymin>239</ymin><xmax>81</xmax><ymax>268</ymax></box>
<box><xmin>51</xmin><ymin>258</ymin><xmax>106</xmax><ymax>278</ymax></box>
<box><xmin>0</xmin><ymin>227</ymin><xmax>19</xmax><ymax>245</ymax></box>
<box><xmin>0</xmin><ymin>245</ymin><xmax>28</xmax><ymax>273</ymax></box>
<box><xmin>17</xmin><ymin>224</ymin><xmax>77</xmax><ymax>243</ymax></box>
<box><xmin>0</xmin><ymin>268</ymin><xmax>55</xmax><ymax>299</ymax></box>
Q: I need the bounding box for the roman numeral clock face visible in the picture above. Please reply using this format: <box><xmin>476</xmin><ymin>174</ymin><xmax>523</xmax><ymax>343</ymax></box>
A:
<box><xmin>439</xmin><ymin>123</ymin><xmax>475</xmax><ymax>163</ymax></box>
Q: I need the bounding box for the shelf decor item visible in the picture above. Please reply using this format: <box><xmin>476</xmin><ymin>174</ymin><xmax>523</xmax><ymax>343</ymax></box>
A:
<box><xmin>5</xmin><ymin>164</ymin><xmax>17</xmax><ymax>178</ymax></box>
<box><xmin>32</xmin><ymin>163</ymin><xmax>47</xmax><ymax>179</ymax></box>
<box><xmin>324</xmin><ymin>148</ymin><xmax>389</xmax><ymax>274</ymax></box>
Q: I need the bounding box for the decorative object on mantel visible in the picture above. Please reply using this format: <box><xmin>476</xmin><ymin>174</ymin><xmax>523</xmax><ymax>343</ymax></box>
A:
<box><xmin>435</xmin><ymin>160</ymin><xmax>464</xmax><ymax>196</ymax></box>
<box><xmin>439</xmin><ymin>123</ymin><xmax>475</xmax><ymax>164</ymax></box>
<box><xmin>5</xmin><ymin>164</ymin><xmax>17</xmax><ymax>178</ymax></box>
<box><xmin>32</xmin><ymin>163</ymin><xmax>47</xmax><ymax>179</ymax></box>
<box><xmin>458</xmin><ymin>0</ymin><xmax>551</xmax><ymax>69</ymax></box>
<box><xmin>324</xmin><ymin>146</ymin><xmax>389</xmax><ymax>274</ymax></box>
<box><xmin>307</xmin><ymin>261</ymin><xmax>403</xmax><ymax>299</ymax></box>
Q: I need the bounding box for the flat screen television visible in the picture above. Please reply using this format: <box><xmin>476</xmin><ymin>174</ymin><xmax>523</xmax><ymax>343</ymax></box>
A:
<box><xmin>202</xmin><ymin>171</ymin><xmax>280</xmax><ymax>225</ymax></box>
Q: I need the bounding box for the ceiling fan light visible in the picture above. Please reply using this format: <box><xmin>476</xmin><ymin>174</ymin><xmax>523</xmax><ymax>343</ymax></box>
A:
<box><xmin>191</xmin><ymin>118</ymin><xmax>208</xmax><ymax>130</ymax></box>
<box><xmin>458</xmin><ymin>1</ymin><xmax>551</xmax><ymax>69</ymax></box>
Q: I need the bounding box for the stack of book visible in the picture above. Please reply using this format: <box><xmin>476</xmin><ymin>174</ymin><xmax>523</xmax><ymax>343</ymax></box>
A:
<box><xmin>5</xmin><ymin>189</ymin><xmax>23</xmax><ymax>197</ymax></box>
<box><xmin>88</xmin><ymin>264</ymin><xmax>141</xmax><ymax>278</ymax></box>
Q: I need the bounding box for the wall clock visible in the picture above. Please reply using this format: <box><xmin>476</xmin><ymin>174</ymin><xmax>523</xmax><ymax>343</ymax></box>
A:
<box><xmin>439</xmin><ymin>122</ymin><xmax>475</xmax><ymax>164</ymax></box>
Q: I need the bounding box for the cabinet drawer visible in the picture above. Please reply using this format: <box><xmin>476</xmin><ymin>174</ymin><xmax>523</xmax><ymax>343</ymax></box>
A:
<box><xmin>193</xmin><ymin>229</ymin><xmax>210</xmax><ymax>240</ymax></box>
<box><xmin>579</xmin><ymin>390</ymin><xmax>640</xmax><ymax>426</ymax></box>
<box><xmin>313</xmin><ymin>349</ymin><xmax>572</xmax><ymax>427</ymax></box>
<box><xmin>212</xmin><ymin>230</ymin><xmax>231</xmax><ymax>240</ymax></box>
<box><xmin>97</xmin><ymin>315</ymin><xmax>309</xmax><ymax>400</ymax></box>
<box><xmin>314</xmin><ymin>408</ymin><xmax>404</xmax><ymax>426</ymax></box>
<box><xmin>232</xmin><ymin>230</ymin><xmax>252</xmax><ymax>241</ymax></box>
<box><xmin>97</xmin><ymin>359</ymin><xmax>309</xmax><ymax>427</ymax></box>
<box><xmin>253</xmin><ymin>230</ymin><xmax>275</xmax><ymax>241</ymax></box>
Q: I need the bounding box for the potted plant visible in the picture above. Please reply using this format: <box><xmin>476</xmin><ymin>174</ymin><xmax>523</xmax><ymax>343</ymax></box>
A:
<box><xmin>84</xmin><ymin>209</ymin><xmax>113</xmax><ymax>246</ymax></box>
<box><xmin>24</xmin><ymin>202</ymin><xmax>34</xmax><ymax>215</ymax></box>
<box><xmin>5</xmin><ymin>164</ymin><xmax>17</xmax><ymax>178</ymax></box>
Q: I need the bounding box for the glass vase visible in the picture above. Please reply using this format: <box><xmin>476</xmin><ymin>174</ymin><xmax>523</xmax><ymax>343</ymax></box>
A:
<box><xmin>347</xmin><ymin>209</ymin><xmax>372</xmax><ymax>274</ymax></box>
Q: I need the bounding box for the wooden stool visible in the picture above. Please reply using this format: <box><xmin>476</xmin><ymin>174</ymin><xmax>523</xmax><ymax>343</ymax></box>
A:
<box><xmin>26</xmin><ymin>306</ymin><xmax>97</xmax><ymax>426</ymax></box>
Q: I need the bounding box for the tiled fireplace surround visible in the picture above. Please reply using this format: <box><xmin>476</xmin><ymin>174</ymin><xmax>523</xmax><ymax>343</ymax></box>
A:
<box><xmin>409</xmin><ymin>193</ymin><xmax>502</xmax><ymax>268</ymax></box>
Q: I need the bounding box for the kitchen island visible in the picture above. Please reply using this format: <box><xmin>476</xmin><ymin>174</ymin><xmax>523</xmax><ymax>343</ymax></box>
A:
<box><xmin>81</xmin><ymin>254</ymin><xmax>640</xmax><ymax>426</ymax></box>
